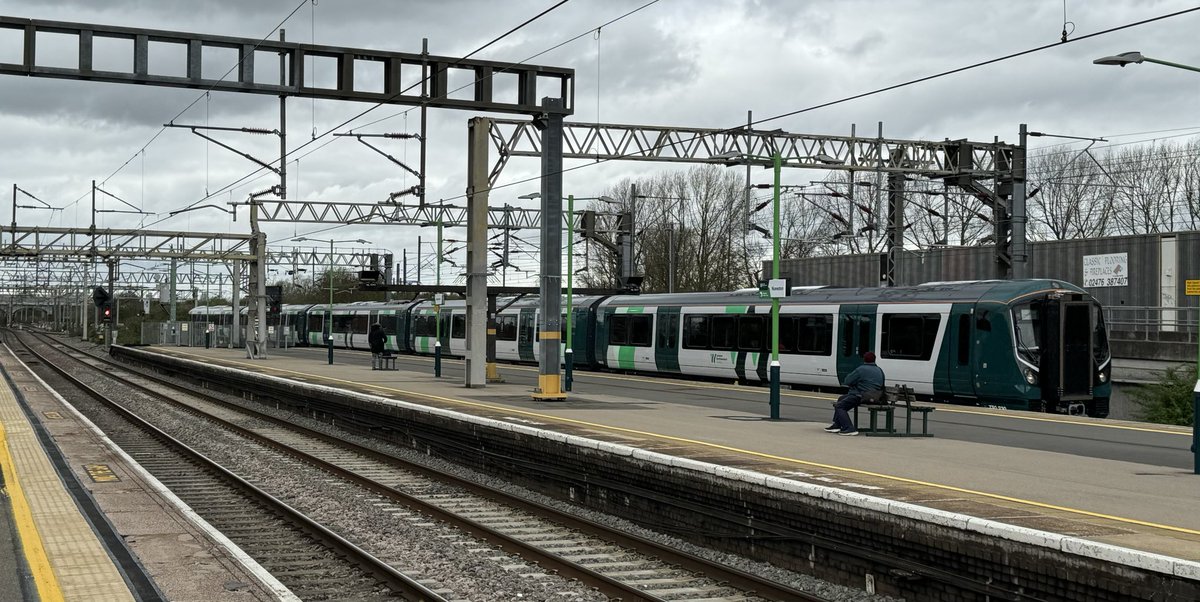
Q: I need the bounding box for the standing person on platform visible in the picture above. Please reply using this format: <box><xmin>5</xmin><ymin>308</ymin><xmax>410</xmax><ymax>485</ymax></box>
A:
<box><xmin>825</xmin><ymin>351</ymin><xmax>886</xmax><ymax>436</ymax></box>
<box><xmin>368</xmin><ymin>323</ymin><xmax>387</xmax><ymax>369</ymax></box>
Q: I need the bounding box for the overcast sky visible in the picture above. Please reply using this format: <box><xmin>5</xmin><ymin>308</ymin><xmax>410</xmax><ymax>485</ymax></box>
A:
<box><xmin>2</xmin><ymin>0</ymin><xmax>1198</xmax><ymax>288</ymax></box>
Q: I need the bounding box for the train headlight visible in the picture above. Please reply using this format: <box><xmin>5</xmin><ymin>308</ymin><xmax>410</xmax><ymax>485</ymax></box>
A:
<box><xmin>1098</xmin><ymin>371</ymin><xmax>1108</xmax><ymax>383</ymax></box>
<box><xmin>1023</xmin><ymin>368</ymin><xmax>1038</xmax><ymax>385</ymax></box>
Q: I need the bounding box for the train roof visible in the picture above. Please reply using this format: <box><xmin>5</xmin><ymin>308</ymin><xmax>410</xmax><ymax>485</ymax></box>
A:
<box><xmin>600</xmin><ymin>279</ymin><xmax>1093</xmax><ymax>307</ymax></box>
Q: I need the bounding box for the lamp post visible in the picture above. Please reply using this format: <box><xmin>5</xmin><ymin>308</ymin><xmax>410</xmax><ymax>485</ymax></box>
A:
<box><xmin>1095</xmin><ymin>50</ymin><xmax>1200</xmax><ymax>473</ymax></box>
<box><xmin>716</xmin><ymin>150</ymin><xmax>785</xmax><ymax>419</ymax></box>
<box><xmin>292</xmin><ymin>237</ymin><xmax>370</xmax><ymax>364</ymax></box>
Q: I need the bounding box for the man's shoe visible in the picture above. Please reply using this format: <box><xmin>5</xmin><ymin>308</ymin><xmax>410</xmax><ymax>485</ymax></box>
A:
<box><xmin>823</xmin><ymin>425</ymin><xmax>841</xmax><ymax>432</ymax></box>
<box><xmin>838</xmin><ymin>429</ymin><xmax>859</xmax><ymax>436</ymax></box>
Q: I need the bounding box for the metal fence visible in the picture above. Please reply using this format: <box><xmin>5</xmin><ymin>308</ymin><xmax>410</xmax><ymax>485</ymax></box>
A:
<box><xmin>140</xmin><ymin>321</ymin><xmax>301</xmax><ymax>349</ymax></box>
<box><xmin>1104</xmin><ymin>306</ymin><xmax>1199</xmax><ymax>342</ymax></box>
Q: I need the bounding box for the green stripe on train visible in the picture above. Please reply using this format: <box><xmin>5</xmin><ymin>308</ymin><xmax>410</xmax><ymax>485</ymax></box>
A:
<box><xmin>725</xmin><ymin>305</ymin><xmax>747</xmax><ymax>313</ymax></box>
<box><xmin>618</xmin><ymin>345</ymin><xmax>635</xmax><ymax>370</ymax></box>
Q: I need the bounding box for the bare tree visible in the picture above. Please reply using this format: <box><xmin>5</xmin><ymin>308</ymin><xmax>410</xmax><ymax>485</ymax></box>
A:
<box><xmin>1026</xmin><ymin>146</ymin><xmax>1116</xmax><ymax>239</ymax></box>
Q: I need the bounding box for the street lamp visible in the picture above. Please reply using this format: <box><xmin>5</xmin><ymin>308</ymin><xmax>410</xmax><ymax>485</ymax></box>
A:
<box><xmin>1095</xmin><ymin>50</ymin><xmax>1200</xmax><ymax>474</ymax></box>
<box><xmin>1093</xmin><ymin>51</ymin><xmax>1200</xmax><ymax>73</ymax></box>
<box><xmin>292</xmin><ymin>236</ymin><xmax>371</xmax><ymax>365</ymax></box>
<box><xmin>715</xmin><ymin>150</ymin><xmax>785</xmax><ymax>420</ymax></box>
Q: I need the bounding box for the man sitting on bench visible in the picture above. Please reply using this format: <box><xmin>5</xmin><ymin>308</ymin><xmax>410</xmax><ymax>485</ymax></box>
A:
<box><xmin>825</xmin><ymin>351</ymin><xmax>886</xmax><ymax>436</ymax></box>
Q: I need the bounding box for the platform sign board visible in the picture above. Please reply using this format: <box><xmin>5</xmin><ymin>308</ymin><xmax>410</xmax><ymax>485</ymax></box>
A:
<box><xmin>1186</xmin><ymin>279</ymin><xmax>1200</xmax><ymax>296</ymax></box>
<box><xmin>1082</xmin><ymin>253</ymin><xmax>1128</xmax><ymax>287</ymax></box>
<box><xmin>768</xmin><ymin>279</ymin><xmax>788</xmax><ymax>298</ymax></box>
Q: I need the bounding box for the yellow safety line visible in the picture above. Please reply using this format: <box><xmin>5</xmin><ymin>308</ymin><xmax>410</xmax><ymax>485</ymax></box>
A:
<box><xmin>0</xmin><ymin>422</ymin><xmax>65</xmax><ymax>602</ymax></box>
<box><xmin>160</xmin><ymin>348</ymin><xmax>1200</xmax><ymax>536</ymax></box>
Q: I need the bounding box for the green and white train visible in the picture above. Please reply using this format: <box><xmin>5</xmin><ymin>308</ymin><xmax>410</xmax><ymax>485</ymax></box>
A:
<box><xmin>215</xmin><ymin>278</ymin><xmax>1111</xmax><ymax>417</ymax></box>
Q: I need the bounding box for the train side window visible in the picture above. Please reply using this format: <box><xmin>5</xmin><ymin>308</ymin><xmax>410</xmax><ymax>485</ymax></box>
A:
<box><xmin>711</xmin><ymin>316</ymin><xmax>737</xmax><ymax>350</ymax></box>
<box><xmin>656</xmin><ymin>313</ymin><xmax>679</xmax><ymax>349</ymax></box>
<box><xmin>738</xmin><ymin>315</ymin><xmax>764</xmax><ymax>350</ymax></box>
<box><xmin>496</xmin><ymin>315</ymin><xmax>518</xmax><ymax>341</ymax></box>
<box><xmin>380</xmin><ymin>317</ymin><xmax>396</xmax><ymax>335</ymax></box>
<box><xmin>842</xmin><ymin>316</ymin><xmax>855</xmax><ymax>356</ymax></box>
<box><xmin>519</xmin><ymin>318</ymin><xmax>534</xmax><ymax>344</ymax></box>
<box><xmin>629</xmin><ymin>315</ymin><xmax>653</xmax><ymax>347</ymax></box>
<box><xmin>412</xmin><ymin>315</ymin><xmax>433</xmax><ymax>337</ymax></box>
<box><xmin>307</xmin><ymin>314</ymin><xmax>323</xmax><ymax>332</ymax></box>
<box><xmin>957</xmin><ymin>314</ymin><xmax>971</xmax><ymax>365</ymax></box>
<box><xmin>333</xmin><ymin>315</ymin><xmax>354</xmax><ymax>333</ymax></box>
<box><xmin>882</xmin><ymin>313</ymin><xmax>940</xmax><ymax>361</ymax></box>
<box><xmin>858</xmin><ymin>317</ymin><xmax>872</xmax><ymax>355</ymax></box>
<box><xmin>609</xmin><ymin>315</ymin><xmax>628</xmax><ymax>345</ymax></box>
<box><xmin>796</xmin><ymin>314</ymin><xmax>833</xmax><ymax>356</ymax></box>
<box><xmin>683</xmin><ymin>315</ymin><xmax>709</xmax><ymax>349</ymax></box>
<box><xmin>451</xmin><ymin>314</ymin><xmax>466</xmax><ymax>339</ymax></box>
<box><xmin>352</xmin><ymin>315</ymin><xmax>369</xmax><ymax>334</ymax></box>
<box><xmin>776</xmin><ymin>316</ymin><xmax>796</xmax><ymax>353</ymax></box>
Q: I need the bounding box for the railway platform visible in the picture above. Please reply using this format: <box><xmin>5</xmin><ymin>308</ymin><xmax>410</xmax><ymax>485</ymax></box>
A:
<box><xmin>0</xmin><ymin>342</ymin><xmax>292</xmax><ymax>602</ymax></box>
<box><xmin>132</xmin><ymin>344</ymin><xmax>1200</xmax><ymax>572</ymax></box>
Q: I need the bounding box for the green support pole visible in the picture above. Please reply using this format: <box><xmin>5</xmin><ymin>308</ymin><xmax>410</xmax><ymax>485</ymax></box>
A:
<box><xmin>565</xmin><ymin>194</ymin><xmax>574</xmax><ymax>391</ymax></box>
<box><xmin>769</xmin><ymin>152</ymin><xmax>782</xmax><ymax>420</ymax></box>
<box><xmin>435</xmin><ymin>221</ymin><xmax>443</xmax><ymax>378</ymax></box>
<box><xmin>327</xmin><ymin>240</ymin><xmax>334</xmax><ymax>365</ymax></box>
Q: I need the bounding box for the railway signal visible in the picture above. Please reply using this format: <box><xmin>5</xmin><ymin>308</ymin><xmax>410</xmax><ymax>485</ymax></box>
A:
<box><xmin>92</xmin><ymin>287</ymin><xmax>110</xmax><ymax>308</ymax></box>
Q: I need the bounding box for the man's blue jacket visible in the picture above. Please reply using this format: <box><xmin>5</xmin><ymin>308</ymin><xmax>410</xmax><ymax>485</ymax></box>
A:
<box><xmin>845</xmin><ymin>363</ymin><xmax>885</xmax><ymax>396</ymax></box>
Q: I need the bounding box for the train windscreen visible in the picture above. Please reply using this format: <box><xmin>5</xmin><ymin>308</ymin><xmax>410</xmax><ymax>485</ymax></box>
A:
<box><xmin>1011</xmin><ymin>303</ymin><xmax>1040</xmax><ymax>364</ymax></box>
<box><xmin>1092</xmin><ymin>304</ymin><xmax>1110</xmax><ymax>365</ymax></box>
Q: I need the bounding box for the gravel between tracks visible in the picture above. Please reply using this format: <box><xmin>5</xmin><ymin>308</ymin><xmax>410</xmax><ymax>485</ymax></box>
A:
<box><xmin>66</xmin><ymin>340</ymin><xmax>900</xmax><ymax>602</ymax></box>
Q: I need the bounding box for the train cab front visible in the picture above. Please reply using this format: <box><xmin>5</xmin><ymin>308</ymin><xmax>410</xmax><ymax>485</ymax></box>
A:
<box><xmin>1010</xmin><ymin>290</ymin><xmax>1112</xmax><ymax>417</ymax></box>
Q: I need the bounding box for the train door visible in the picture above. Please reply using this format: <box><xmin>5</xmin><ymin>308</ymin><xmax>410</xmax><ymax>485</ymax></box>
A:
<box><xmin>1038</xmin><ymin>300</ymin><xmax>1093</xmax><ymax>405</ymax></box>
<box><xmin>438</xmin><ymin>308</ymin><xmax>452</xmax><ymax>352</ymax></box>
<box><xmin>517</xmin><ymin>308</ymin><xmax>536</xmax><ymax>362</ymax></box>
<box><xmin>945</xmin><ymin>305</ymin><xmax>976</xmax><ymax>400</ymax></box>
<box><xmin>836</xmin><ymin>304</ymin><xmax>876</xmax><ymax>382</ymax></box>
<box><xmin>654</xmin><ymin>306</ymin><xmax>681</xmax><ymax>373</ymax></box>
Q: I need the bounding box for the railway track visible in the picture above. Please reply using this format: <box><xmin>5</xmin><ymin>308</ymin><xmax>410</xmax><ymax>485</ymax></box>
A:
<box><xmin>8</xmin><ymin>332</ymin><xmax>447</xmax><ymax>601</ymax></box>
<box><xmin>14</xmin><ymin>331</ymin><xmax>836</xmax><ymax>602</ymax></box>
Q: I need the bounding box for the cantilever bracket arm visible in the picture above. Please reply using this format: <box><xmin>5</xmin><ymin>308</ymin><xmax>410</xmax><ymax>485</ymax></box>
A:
<box><xmin>349</xmin><ymin>136</ymin><xmax>423</xmax><ymax>181</ymax></box>
<box><xmin>187</xmin><ymin>128</ymin><xmax>282</xmax><ymax>175</ymax></box>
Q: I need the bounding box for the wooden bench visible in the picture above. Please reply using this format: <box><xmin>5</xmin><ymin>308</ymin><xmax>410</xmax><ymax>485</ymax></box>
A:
<box><xmin>853</xmin><ymin>385</ymin><xmax>935</xmax><ymax>437</ymax></box>
<box><xmin>372</xmin><ymin>353</ymin><xmax>397</xmax><ymax>371</ymax></box>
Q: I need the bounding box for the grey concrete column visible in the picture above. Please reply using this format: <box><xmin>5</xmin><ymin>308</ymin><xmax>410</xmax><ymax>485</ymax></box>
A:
<box><xmin>464</xmin><ymin>116</ymin><xmax>490</xmax><ymax>388</ymax></box>
<box><xmin>231</xmin><ymin>261</ymin><xmax>241</xmax><ymax>348</ymax></box>
<box><xmin>533</xmin><ymin>97</ymin><xmax>565</xmax><ymax>399</ymax></box>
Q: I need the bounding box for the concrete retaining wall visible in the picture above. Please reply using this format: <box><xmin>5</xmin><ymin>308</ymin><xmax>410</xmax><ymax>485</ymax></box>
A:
<box><xmin>115</xmin><ymin>346</ymin><xmax>1200</xmax><ymax>601</ymax></box>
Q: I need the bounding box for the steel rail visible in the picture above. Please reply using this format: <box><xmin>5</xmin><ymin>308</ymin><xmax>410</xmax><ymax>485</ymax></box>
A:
<box><xmin>54</xmin><ymin>335</ymin><xmax>831</xmax><ymax>602</ymax></box>
<box><xmin>11</xmin><ymin>331</ymin><xmax>448</xmax><ymax>602</ymax></box>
